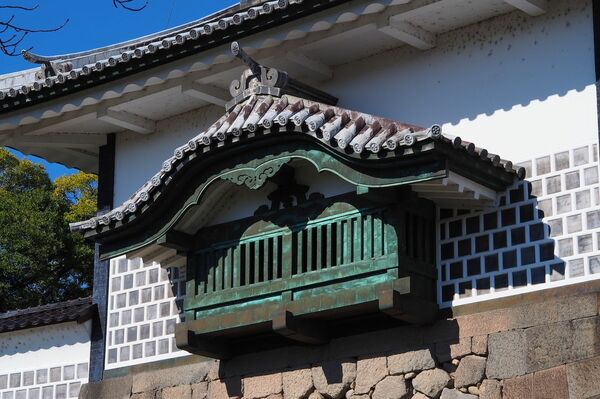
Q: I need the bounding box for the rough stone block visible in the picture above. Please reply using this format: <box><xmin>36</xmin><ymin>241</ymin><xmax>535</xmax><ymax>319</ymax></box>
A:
<box><xmin>532</xmin><ymin>366</ymin><xmax>568</xmax><ymax>399</ymax></box>
<box><xmin>131</xmin><ymin>391</ymin><xmax>158</xmax><ymax>399</ymax></box>
<box><xmin>454</xmin><ymin>310</ymin><xmax>508</xmax><ymax>338</ymax></box>
<box><xmin>387</xmin><ymin>349</ymin><xmax>435</xmax><ymax>375</ymax></box>
<box><xmin>471</xmin><ymin>336</ymin><xmax>487</xmax><ymax>355</ymax></box>
<box><xmin>506</xmin><ymin>294</ymin><xmax>597</xmax><ymax>330</ymax></box>
<box><xmin>312</xmin><ymin>359</ymin><xmax>356</xmax><ymax>399</ymax></box>
<box><xmin>412</xmin><ymin>368</ymin><xmax>450</xmax><ymax>398</ymax></box>
<box><xmin>354</xmin><ymin>357</ymin><xmax>388</xmax><ymax>394</ymax></box>
<box><xmin>192</xmin><ymin>382</ymin><xmax>208</xmax><ymax>399</ymax></box>
<box><xmin>163</xmin><ymin>385</ymin><xmax>191</xmax><ymax>399</ymax></box>
<box><xmin>435</xmin><ymin>338</ymin><xmax>471</xmax><ymax>363</ymax></box>
<box><xmin>371</xmin><ymin>376</ymin><xmax>409</xmax><ymax>399</ymax></box>
<box><xmin>454</xmin><ymin>355</ymin><xmax>486</xmax><ymax>388</ymax></box>
<box><xmin>486</xmin><ymin>329</ymin><xmax>527</xmax><ymax>379</ymax></box>
<box><xmin>132</xmin><ymin>361</ymin><xmax>212</xmax><ymax>393</ymax></box>
<box><xmin>282</xmin><ymin>367</ymin><xmax>313</xmax><ymax>399</ymax></box>
<box><xmin>79</xmin><ymin>375</ymin><xmax>132</xmax><ymax>399</ymax></box>
<box><xmin>410</xmin><ymin>394</ymin><xmax>428</xmax><ymax>399</ymax></box>
<box><xmin>478</xmin><ymin>379</ymin><xmax>501</xmax><ymax>399</ymax></box>
<box><xmin>243</xmin><ymin>373</ymin><xmax>282</xmax><ymax>398</ymax></box>
<box><xmin>439</xmin><ymin>388</ymin><xmax>477</xmax><ymax>399</ymax></box>
<box><xmin>502</xmin><ymin>374</ymin><xmax>532</xmax><ymax>399</ymax></box>
<box><xmin>567</xmin><ymin>355</ymin><xmax>600</xmax><ymax>399</ymax></box>
<box><xmin>208</xmin><ymin>378</ymin><xmax>242</xmax><ymax>399</ymax></box>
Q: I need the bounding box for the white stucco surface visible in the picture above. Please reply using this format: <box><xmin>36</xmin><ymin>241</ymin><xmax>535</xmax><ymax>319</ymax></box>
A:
<box><xmin>0</xmin><ymin>321</ymin><xmax>91</xmax><ymax>374</ymax></box>
<box><xmin>0</xmin><ymin>321</ymin><xmax>91</xmax><ymax>398</ymax></box>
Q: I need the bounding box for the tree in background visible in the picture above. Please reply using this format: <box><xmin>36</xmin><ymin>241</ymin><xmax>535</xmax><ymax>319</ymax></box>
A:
<box><xmin>0</xmin><ymin>148</ymin><xmax>96</xmax><ymax>311</ymax></box>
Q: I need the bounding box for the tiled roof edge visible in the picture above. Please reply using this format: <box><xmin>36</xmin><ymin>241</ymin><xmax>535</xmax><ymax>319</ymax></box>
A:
<box><xmin>69</xmin><ymin>93</ymin><xmax>525</xmax><ymax>235</ymax></box>
<box><xmin>0</xmin><ymin>297</ymin><xmax>96</xmax><ymax>333</ymax></box>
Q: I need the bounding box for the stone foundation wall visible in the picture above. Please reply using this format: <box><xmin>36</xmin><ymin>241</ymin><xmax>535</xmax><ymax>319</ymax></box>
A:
<box><xmin>80</xmin><ymin>281</ymin><xmax>600</xmax><ymax>399</ymax></box>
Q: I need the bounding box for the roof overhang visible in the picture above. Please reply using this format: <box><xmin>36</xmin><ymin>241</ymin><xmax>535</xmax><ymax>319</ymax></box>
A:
<box><xmin>0</xmin><ymin>0</ymin><xmax>548</xmax><ymax>173</ymax></box>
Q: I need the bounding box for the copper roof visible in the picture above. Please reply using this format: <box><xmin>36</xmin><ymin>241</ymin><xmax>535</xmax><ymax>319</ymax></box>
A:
<box><xmin>70</xmin><ymin>91</ymin><xmax>525</xmax><ymax>234</ymax></box>
<box><xmin>0</xmin><ymin>297</ymin><xmax>95</xmax><ymax>333</ymax></box>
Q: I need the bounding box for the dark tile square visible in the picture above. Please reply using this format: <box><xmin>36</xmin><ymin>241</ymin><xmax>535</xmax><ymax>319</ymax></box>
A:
<box><xmin>449</xmin><ymin>261</ymin><xmax>463</xmax><ymax>279</ymax></box>
<box><xmin>495</xmin><ymin>274</ymin><xmax>509</xmax><ymax>290</ymax></box>
<box><xmin>467</xmin><ymin>257</ymin><xmax>481</xmax><ymax>276</ymax></box>
<box><xmin>466</xmin><ymin>216</ymin><xmax>480</xmax><ymax>234</ymax></box>
<box><xmin>441</xmin><ymin>243</ymin><xmax>454</xmax><ymax>260</ymax></box>
<box><xmin>441</xmin><ymin>284</ymin><xmax>455</xmax><ymax>302</ymax></box>
<box><xmin>476</xmin><ymin>277</ymin><xmax>491</xmax><ymax>294</ymax></box>
<box><xmin>475</xmin><ymin>234</ymin><xmax>489</xmax><ymax>252</ymax></box>
<box><xmin>484</xmin><ymin>212</ymin><xmax>497</xmax><ymax>230</ymax></box>
<box><xmin>510</xmin><ymin>185</ymin><xmax>524</xmax><ymax>204</ymax></box>
<box><xmin>511</xmin><ymin>227</ymin><xmax>526</xmax><ymax>245</ymax></box>
<box><xmin>458</xmin><ymin>281</ymin><xmax>473</xmax><ymax>298</ymax></box>
<box><xmin>485</xmin><ymin>254</ymin><xmax>499</xmax><ymax>273</ymax></box>
<box><xmin>449</xmin><ymin>220</ymin><xmax>463</xmax><ymax>238</ymax></box>
<box><xmin>458</xmin><ymin>239</ymin><xmax>472</xmax><ymax>257</ymax></box>
<box><xmin>501</xmin><ymin>208</ymin><xmax>516</xmax><ymax>227</ymax></box>
<box><xmin>502</xmin><ymin>250</ymin><xmax>517</xmax><ymax>269</ymax></box>
<box><xmin>520</xmin><ymin>246</ymin><xmax>536</xmax><ymax>265</ymax></box>
<box><xmin>539</xmin><ymin>242</ymin><xmax>555</xmax><ymax>261</ymax></box>
<box><xmin>519</xmin><ymin>204</ymin><xmax>534</xmax><ymax>223</ymax></box>
<box><xmin>531</xmin><ymin>266</ymin><xmax>546</xmax><ymax>285</ymax></box>
<box><xmin>493</xmin><ymin>231</ymin><xmax>507</xmax><ymax>249</ymax></box>
<box><xmin>529</xmin><ymin>223</ymin><xmax>545</xmax><ymax>241</ymax></box>
<box><xmin>513</xmin><ymin>270</ymin><xmax>527</xmax><ymax>287</ymax></box>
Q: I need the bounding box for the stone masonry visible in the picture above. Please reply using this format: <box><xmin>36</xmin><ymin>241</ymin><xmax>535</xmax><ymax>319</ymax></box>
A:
<box><xmin>80</xmin><ymin>282</ymin><xmax>600</xmax><ymax>399</ymax></box>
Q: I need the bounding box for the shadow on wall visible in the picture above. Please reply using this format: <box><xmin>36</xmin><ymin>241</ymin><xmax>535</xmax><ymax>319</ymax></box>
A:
<box><xmin>324</xmin><ymin>0</ymin><xmax>595</xmax><ymax>128</ymax></box>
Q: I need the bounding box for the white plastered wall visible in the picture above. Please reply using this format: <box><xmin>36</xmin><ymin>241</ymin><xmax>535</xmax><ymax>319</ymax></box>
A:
<box><xmin>0</xmin><ymin>321</ymin><xmax>91</xmax><ymax>398</ymax></box>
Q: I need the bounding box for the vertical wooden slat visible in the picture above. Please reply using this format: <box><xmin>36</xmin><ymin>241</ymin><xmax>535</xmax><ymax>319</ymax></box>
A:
<box><xmin>232</xmin><ymin>246</ymin><xmax>240</xmax><ymax>288</ymax></box>
<box><xmin>216</xmin><ymin>249</ymin><xmax>223</xmax><ymax>291</ymax></box>
<box><xmin>265</xmin><ymin>237</ymin><xmax>271</xmax><ymax>281</ymax></box>
<box><xmin>224</xmin><ymin>247</ymin><xmax>232</xmax><ymax>289</ymax></box>
<box><xmin>336</xmin><ymin>221</ymin><xmax>342</xmax><ymax>267</ymax></box>
<box><xmin>297</xmin><ymin>230</ymin><xmax>304</xmax><ymax>274</ymax></box>
<box><xmin>306</xmin><ymin>227</ymin><xmax>313</xmax><ymax>272</ymax></box>
<box><xmin>353</xmin><ymin>217</ymin><xmax>361</xmax><ymax>262</ymax></box>
<box><xmin>207</xmin><ymin>251</ymin><xmax>214</xmax><ymax>293</ymax></box>
<box><xmin>316</xmin><ymin>226</ymin><xmax>322</xmax><ymax>270</ymax></box>
<box><xmin>374</xmin><ymin>214</ymin><xmax>382</xmax><ymax>257</ymax></box>
<box><xmin>365</xmin><ymin>214</ymin><xmax>373</xmax><ymax>259</ymax></box>
<box><xmin>245</xmin><ymin>242</ymin><xmax>251</xmax><ymax>285</ymax></box>
<box><xmin>344</xmin><ymin>219</ymin><xmax>351</xmax><ymax>264</ymax></box>
<box><xmin>254</xmin><ymin>241</ymin><xmax>260</xmax><ymax>283</ymax></box>
<box><xmin>273</xmin><ymin>235</ymin><xmax>280</xmax><ymax>278</ymax></box>
<box><xmin>282</xmin><ymin>232</ymin><xmax>292</xmax><ymax>278</ymax></box>
<box><xmin>325</xmin><ymin>224</ymin><xmax>332</xmax><ymax>269</ymax></box>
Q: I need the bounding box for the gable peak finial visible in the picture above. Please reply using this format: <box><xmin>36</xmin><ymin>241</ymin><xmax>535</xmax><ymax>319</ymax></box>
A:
<box><xmin>227</xmin><ymin>41</ymin><xmax>338</xmax><ymax>111</ymax></box>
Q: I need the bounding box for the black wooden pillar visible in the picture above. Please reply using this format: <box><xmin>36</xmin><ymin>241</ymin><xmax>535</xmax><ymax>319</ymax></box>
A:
<box><xmin>89</xmin><ymin>133</ymin><xmax>115</xmax><ymax>382</ymax></box>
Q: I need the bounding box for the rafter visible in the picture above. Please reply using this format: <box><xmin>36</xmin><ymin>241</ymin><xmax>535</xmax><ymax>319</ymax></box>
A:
<box><xmin>285</xmin><ymin>52</ymin><xmax>332</xmax><ymax>80</ymax></box>
<box><xmin>6</xmin><ymin>133</ymin><xmax>106</xmax><ymax>148</ymax></box>
<box><xmin>378</xmin><ymin>19</ymin><xmax>436</xmax><ymax>50</ymax></box>
<box><xmin>504</xmin><ymin>0</ymin><xmax>547</xmax><ymax>16</ymax></box>
<box><xmin>181</xmin><ymin>81</ymin><xmax>229</xmax><ymax>107</ymax></box>
<box><xmin>97</xmin><ymin>109</ymin><xmax>155</xmax><ymax>134</ymax></box>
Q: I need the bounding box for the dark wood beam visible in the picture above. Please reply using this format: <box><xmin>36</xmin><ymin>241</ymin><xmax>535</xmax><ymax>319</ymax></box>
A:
<box><xmin>175</xmin><ymin>325</ymin><xmax>231</xmax><ymax>359</ymax></box>
<box><xmin>272</xmin><ymin>309</ymin><xmax>329</xmax><ymax>345</ymax></box>
<box><xmin>156</xmin><ymin>230</ymin><xmax>194</xmax><ymax>252</ymax></box>
<box><xmin>378</xmin><ymin>289</ymin><xmax>438</xmax><ymax>325</ymax></box>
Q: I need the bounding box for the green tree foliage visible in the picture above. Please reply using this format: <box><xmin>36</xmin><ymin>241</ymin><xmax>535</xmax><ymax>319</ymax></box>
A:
<box><xmin>0</xmin><ymin>148</ymin><xmax>96</xmax><ymax>311</ymax></box>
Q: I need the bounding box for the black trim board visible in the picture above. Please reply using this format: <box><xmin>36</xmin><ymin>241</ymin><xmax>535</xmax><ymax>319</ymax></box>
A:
<box><xmin>89</xmin><ymin>133</ymin><xmax>115</xmax><ymax>383</ymax></box>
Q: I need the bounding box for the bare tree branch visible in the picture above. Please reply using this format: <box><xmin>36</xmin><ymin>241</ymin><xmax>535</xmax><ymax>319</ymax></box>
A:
<box><xmin>113</xmin><ymin>0</ymin><xmax>148</xmax><ymax>12</ymax></box>
<box><xmin>0</xmin><ymin>1</ymin><xmax>147</xmax><ymax>57</ymax></box>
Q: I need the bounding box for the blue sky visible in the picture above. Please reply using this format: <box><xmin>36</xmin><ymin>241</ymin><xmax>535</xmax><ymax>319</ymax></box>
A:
<box><xmin>1</xmin><ymin>0</ymin><xmax>235</xmax><ymax>180</ymax></box>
